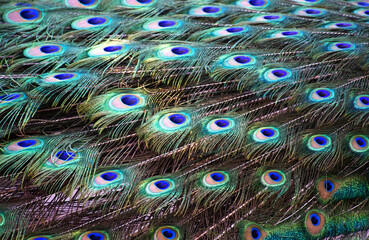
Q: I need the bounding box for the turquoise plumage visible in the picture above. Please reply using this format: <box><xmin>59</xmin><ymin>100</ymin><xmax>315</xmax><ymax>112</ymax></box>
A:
<box><xmin>1</xmin><ymin>0</ymin><xmax>369</xmax><ymax>239</ymax></box>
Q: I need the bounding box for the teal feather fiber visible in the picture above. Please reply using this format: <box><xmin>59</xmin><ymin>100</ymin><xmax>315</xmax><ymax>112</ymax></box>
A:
<box><xmin>2</xmin><ymin>0</ymin><xmax>369</xmax><ymax>239</ymax></box>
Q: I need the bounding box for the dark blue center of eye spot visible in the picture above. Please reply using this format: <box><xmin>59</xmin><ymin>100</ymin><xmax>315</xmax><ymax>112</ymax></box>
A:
<box><xmin>155</xmin><ymin>180</ymin><xmax>170</xmax><ymax>190</ymax></box>
<box><xmin>0</xmin><ymin>93</ymin><xmax>21</xmax><ymax>101</ymax></box>
<box><xmin>336</xmin><ymin>43</ymin><xmax>351</xmax><ymax>49</ymax></box>
<box><xmin>215</xmin><ymin>119</ymin><xmax>230</xmax><ymax>128</ymax></box>
<box><xmin>272</xmin><ymin>69</ymin><xmax>287</xmax><ymax>78</ymax></box>
<box><xmin>158</xmin><ymin>20</ymin><xmax>176</xmax><ymax>27</ymax></box>
<box><xmin>161</xmin><ymin>229</ymin><xmax>175</xmax><ymax>239</ymax></box>
<box><xmin>310</xmin><ymin>214</ymin><xmax>320</xmax><ymax>226</ymax></box>
<box><xmin>358</xmin><ymin>1</ymin><xmax>369</xmax><ymax>6</ymax></box>
<box><xmin>261</xmin><ymin>129</ymin><xmax>275</xmax><ymax>137</ymax></box>
<box><xmin>251</xmin><ymin>228</ymin><xmax>261</xmax><ymax>239</ymax></box>
<box><xmin>314</xmin><ymin>136</ymin><xmax>327</xmax><ymax>145</ymax></box>
<box><xmin>40</xmin><ymin>45</ymin><xmax>60</xmax><ymax>54</ymax></box>
<box><xmin>355</xmin><ymin>137</ymin><xmax>367</xmax><ymax>147</ymax></box>
<box><xmin>336</xmin><ymin>23</ymin><xmax>352</xmax><ymax>27</ymax></box>
<box><xmin>268</xmin><ymin>172</ymin><xmax>281</xmax><ymax>182</ymax></box>
<box><xmin>226</xmin><ymin>27</ymin><xmax>244</xmax><ymax>33</ymax></box>
<box><xmin>364</xmin><ymin>10</ymin><xmax>369</xmax><ymax>15</ymax></box>
<box><xmin>171</xmin><ymin>47</ymin><xmax>189</xmax><ymax>55</ymax></box>
<box><xmin>33</xmin><ymin>237</ymin><xmax>49</xmax><ymax>240</ymax></box>
<box><xmin>202</xmin><ymin>6</ymin><xmax>220</xmax><ymax>13</ymax></box>
<box><xmin>169</xmin><ymin>114</ymin><xmax>186</xmax><ymax>124</ymax></box>
<box><xmin>306</xmin><ymin>9</ymin><xmax>321</xmax><ymax>14</ymax></box>
<box><xmin>17</xmin><ymin>139</ymin><xmax>37</xmax><ymax>147</ymax></box>
<box><xmin>137</xmin><ymin>0</ymin><xmax>153</xmax><ymax>3</ymax></box>
<box><xmin>324</xmin><ymin>180</ymin><xmax>334</xmax><ymax>192</ymax></box>
<box><xmin>359</xmin><ymin>96</ymin><xmax>369</xmax><ymax>105</ymax></box>
<box><xmin>316</xmin><ymin>89</ymin><xmax>331</xmax><ymax>98</ymax></box>
<box><xmin>281</xmin><ymin>31</ymin><xmax>298</xmax><ymax>36</ymax></box>
<box><xmin>16</xmin><ymin>2</ymin><xmax>32</xmax><ymax>7</ymax></box>
<box><xmin>234</xmin><ymin>56</ymin><xmax>251</xmax><ymax>64</ymax></box>
<box><xmin>103</xmin><ymin>45</ymin><xmax>122</xmax><ymax>52</ymax></box>
<box><xmin>87</xmin><ymin>232</ymin><xmax>104</xmax><ymax>240</ymax></box>
<box><xmin>121</xmin><ymin>95</ymin><xmax>139</xmax><ymax>106</ymax></box>
<box><xmin>54</xmin><ymin>73</ymin><xmax>74</xmax><ymax>80</ymax></box>
<box><xmin>101</xmin><ymin>172</ymin><xmax>118</xmax><ymax>181</ymax></box>
<box><xmin>87</xmin><ymin>17</ymin><xmax>106</xmax><ymax>25</ymax></box>
<box><xmin>56</xmin><ymin>151</ymin><xmax>75</xmax><ymax>161</ymax></box>
<box><xmin>305</xmin><ymin>0</ymin><xmax>318</xmax><ymax>2</ymax></box>
<box><xmin>79</xmin><ymin>0</ymin><xmax>96</xmax><ymax>5</ymax></box>
<box><xmin>20</xmin><ymin>9</ymin><xmax>39</xmax><ymax>20</ymax></box>
<box><xmin>210</xmin><ymin>172</ymin><xmax>225</xmax><ymax>182</ymax></box>
<box><xmin>249</xmin><ymin>0</ymin><xmax>266</xmax><ymax>6</ymax></box>
<box><xmin>264</xmin><ymin>15</ymin><xmax>280</xmax><ymax>19</ymax></box>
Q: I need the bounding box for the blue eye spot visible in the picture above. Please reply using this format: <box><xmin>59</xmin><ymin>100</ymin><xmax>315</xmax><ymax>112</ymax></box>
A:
<box><xmin>316</xmin><ymin>89</ymin><xmax>331</xmax><ymax>98</ymax></box>
<box><xmin>101</xmin><ymin>172</ymin><xmax>118</xmax><ymax>181</ymax></box>
<box><xmin>87</xmin><ymin>232</ymin><xmax>104</xmax><ymax>240</ymax></box>
<box><xmin>264</xmin><ymin>15</ymin><xmax>280</xmax><ymax>19</ymax></box>
<box><xmin>215</xmin><ymin>119</ymin><xmax>230</xmax><ymax>128</ymax></box>
<box><xmin>355</xmin><ymin>137</ymin><xmax>367</xmax><ymax>147</ymax></box>
<box><xmin>155</xmin><ymin>180</ymin><xmax>170</xmax><ymax>190</ymax></box>
<box><xmin>336</xmin><ymin>23</ymin><xmax>352</xmax><ymax>27</ymax></box>
<box><xmin>306</xmin><ymin>9</ymin><xmax>321</xmax><ymax>14</ymax></box>
<box><xmin>324</xmin><ymin>180</ymin><xmax>334</xmax><ymax>192</ymax></box>
<box><xmin>272</xmin><ymin>69</ymin><xmax>288</xmax><ymax>77</ymax></box>
<box><xmin>16</xmin><ymin>2</ymin><xmax>32</xmax><ymax>7</ymax></box>
<box><xmin>282</xmin><ymin>31</ymin><xmax>298</xmax><ymax>36</ymax></box>
<box><xmin>364</xmin><ymin>10</ymin><xmax>369</xmax><ymax>15</ymax></box>
<box><xmin>20</xmin><ymin>9</ymin><xmax>39</xmax><ymax>20</ymax></box>
<box><xmin>359</xmin><ymin>96</ymin><xmax>369</xmax><ymax>105</ymax></box>
<box><xmin>336</xmin><ymin>43</ymin><xmax>352</xmax><ymax>49</ymax></box>
<box><xmin>54</xmin><ymin>73</ymin><xmax>74</xmax><ymax>80</ymax></box>
<box><xmin>268</xmin><ymin>172</ymin><xmax>281</xmax><ymax>182</ymax></box>
<box><xmin>310</xmin><ymin>214</ymin><xmax>321</xmax><ymax>226</ymax></box>
<box><xmin>40</xmin><ymin>45</ymin><xmax>60</xmax><ymax>54</ymax></box>
<box><xmin>56</xmin><ymin>151</ymin><xmax>75</xmax><ymax>161</ymax></box>
<box><xmin>261</xmin><ymin>129</ymin><xmax>275</xmax><ymax>137</ymax></box>
<box><xmin>358</xmin><ymin>2</ymin><xmax>369</xmax><ymax>6</ymax></box>
<box><xmin>137</xmin><ymin>0</ymin><xmax>152</xmax><ymax>3</ymax></box>
<box><xmin>103</xmin><ymin>45</ymin><xmax>122</xmax><ymax>52</ymax></box>
<box><xmin>168</xmin><ymin>114</ymin><xmax>186</xmax><ymax>124</ymax></box>
<box><xmin>210</xmin><ymin>172</ymin><xmax>225</xmax><ymax>182</ymax></box>
<box><xmin>251</xmin><ymin>228</ymin><xmax>261</xmax><ymax>239</ymax></box>
<box><xmin>120</xmin><ymin>95</ymin><xmax>139</xmax><ymax>106</ymax></box>
<box><xmin>226</xmin><ymin>27</ymin><xmax>244</xmax><ymax>33</ymax></box>
<box><xmin>305</xmin><ymin>0</ymin><xmax>318</xmax><ymax>2</ymax></box>
<box><xmin>171</xmin><ymin>47</ymin><xmax>189</xmax><ymax>55</ymax></box>
<box><xmin>79</xmin><ymin>0</ymin><xmax>96</xmax><ymax>5</ymax></box>
<box><xmin>33</xmin><ymin>238</ymin><xmax>49</xmax><ymax>240</ymax></box>
<box><xmin>202</xmin><ymin>6</ymin><xmax>220</xmax><ymax>13</ymax></box>
<box><xmin>0</xmin><ymin>94</ymin><xmax>21</xmax><ymax>101</ymax></box>
<box><xmin>234</xmin><ymin>56</ymin><xmax>251</xmax><ymax>64</ymax></box>
<box><xmin>249</xmin><ymin>0</ymin><xmax>265</xmax><ymax>6</ymax></box>
<box><xmin>314</xmin><ymin>136</ymin><xmax>327</xmax><ymax>145</ymax></box>
<box><xmin>17</xmin><ymin>139</ymin><xmax>37</xmax><ymax>147</ymax></box>
<box><xmin>87</xmin><ymin>17</ymin><xmax>106</xmax><ymax>25</ymax></box>
<box><xmin>161</xmin><ymin>229</ymin><xmax>175</xmax><ymax>239</ymax></box>
<box><xmin>158</xmin><ymin>20</ymin><xmax>176</xmax><ymax>27</ymax></box>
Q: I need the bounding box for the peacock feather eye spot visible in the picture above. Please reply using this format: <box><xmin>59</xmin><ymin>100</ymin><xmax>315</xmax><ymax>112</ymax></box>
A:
<box><xmin>211</xmin><ymin>172</ymin><xmax>224</xmax><ymax>182</ymax></box>
<box><xmin>171</xmin><ymin>47</ymin><xmax>189</xmax><ymax>55</ymax></box>
<box><xmin>161</xmin><ymin>229</ymin><xmax>175</xmax><ymax>239</ymax></box>
<box><xmin>169</xmin><ymin>114</ymin><xmax>186</xmax><ymax>124</ymax></box>
<box><xmin>324</xmin><ymin>180</ymin><xmax>334</xmax><ymax>192</ymax></box>
<box><xmin>354</xmin><ymin>95</ymin><xmax>369</xmax><ymax>109</ymax></box>
<box><xmin>349</xmin><ymin>135</ymin><xmax>369</xmax><ymax>152</ymax></box>
<box><xmin>158</xmin><ymin>20</ymin><xmax>176</xmax><ymax>27</ymax></box>
<box><xmin>261</xmin><ymin>170</ymin><xmax>286</xmax><ymax>187</ymax></box>
<box><xmin>314</xmin><ymin>136</ymin><xmax>327</xmax><ymax>145</ymax></box>
<box><xmin>155</xmin><ymin>180</ymin><xmax>170</xmax><ymax>190</ymax></box>
<box><xmin>103</xmin><ymin>45</ymin><xmax>123</xmax><ymax>52</ymax></box>
<box><xmin>306</xmin><ymin>9</ymin><xmax>321</xmax><ymax>14</ymax></box>
<box><xmin>17</xmin><ymin>139</ymin><xmax>37</xmax><ymax>147</ymax></box>
<box><xmin>309</xmin><ymin>88</ymin><xmax>334</xmax><ymax>102</ymax></box>
<box><xmin>308</xmin><ymin>135</ymin><xmax>331</xmax><ymax>151</ymax></box>
<box><xmin>101</xmin><ymin>172</ymin><xmax>118</xmax><ymax>181</ymax></box>
<box><xmin>272</xmin><ymin>70</ymin><xmax>287</xmax><ymax>77</ymax></box>
<box><xmin>310</xmin><ymin>214</ymin><xmax>320</xmax><ymax>226</ymax></box>
<box><xmin>120</xmin><ymin>95</ymin><xmax>139</xmax><ymax>106</ymax></box>
<box><xmin>358</xmin><ymin>1</ymin><xmax>369</xmax><ymax>6</ymax></box>
<box><xmin>203</xmin><ymin>171</ymin><xmax>229</xmax><ymax>187</ymax></box>
<box><xmin>56</xmin><ymin>151</ymin><xmax>75</xmax><ymax>161</ymax></box>
<box><xmin>215</xmin><ymin>119</ymin><xmax>230</xmax><ymax>128</ymax></box>
<box><xmin>146</xmin><ymin>179</ymin><xmax>174</xmax><ymax>195</ymax></box>
<box><xmin>264</xmin><ymin>15</ymin><xmax>280</xmax><ymax>19</ymax></box>
<box><xmin>154</xmin><ymin>226</ymin><xmax>180</xmax><ymax>240</ymax></box>
<box><xmin>54</xmin><ymin>73</ymin><xmax>74</xmax><ymax>80</ymax></box>
<box><xmin>336</xmin><ymin>43</ymin><xmax>352</xmax><ymax>49</ymax></box>
<box><xmin>234</xmin><ymin>56</ymin><xmax>251</xmax><ymax>64</ymax></box>
<box><xmin>336</xmin><ymin>23</ymin><xmax>352</xmax><ymax>27</ymax></box>
<box><xmin>360</xmin><ymin>96</ymin><xmax>369</xmax><ymax>105</ymax></box>
<box><xmin>305</xmin><ymin>210</ymin><xmax>326</xmax><ymax>235</ymax></box>
<box><xmin>87</xmin><ymin>232</ymin><xmax>104</xmax><ymax>240</ymax></box>
<box><xmin>20</xmin><ymin>9</ymin><xmax>39</xmax><ymax>20</ymax></box>
<box><xmin>251</xmin><ymin>228</ymin><xmax>261</xmax><ymax>239</ymax></box>
<box><xmin>249</xmin><ymin>0</ymin><xmax>265</xmax><ymax>6</ymax></box>
<box><xmin>0</xmin><ymin>93</ymin><xmax>21</xmax><ymax>101</ymax></box>
<box><xmin>316</xmin><ymin>90</ymin><xmax>329</xmax><ymax>98</ymax></box>
<box><xmin>281</xmin><ymin>31</ymin><xmax>298</xmax><ymax>36</ymax></box>
<box><xmin>261</xmin><ymin>129</ymin><xmax>274</xmax><ymax>137</ymax></box>
<box><xmin>253</xmin><ymin>127</ymin><xmax>279</xmax><ymax>142</ymax></box>
<box><xmin>40</xmin><ymin>45</ymin><xmax>60</xmax><ymax>54</ymax></box>
<box><xmin>87</xmin><ymin>17</ymin><xmax>106</xmax><ymax>25</ymax></box>
<box><xmin>202</xmin><ymin>6</ymin><xmax>220</xmax><ymax>13</ymax></box>
<box><xmin>226</xmin><ymin>27</ymin><xmax>244</xmax><ymax>33</ymax></box>
<box><xmin>268</xmin><ymin>172</ymin><xmax>281</xmax><ymax>182</ymax></box>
